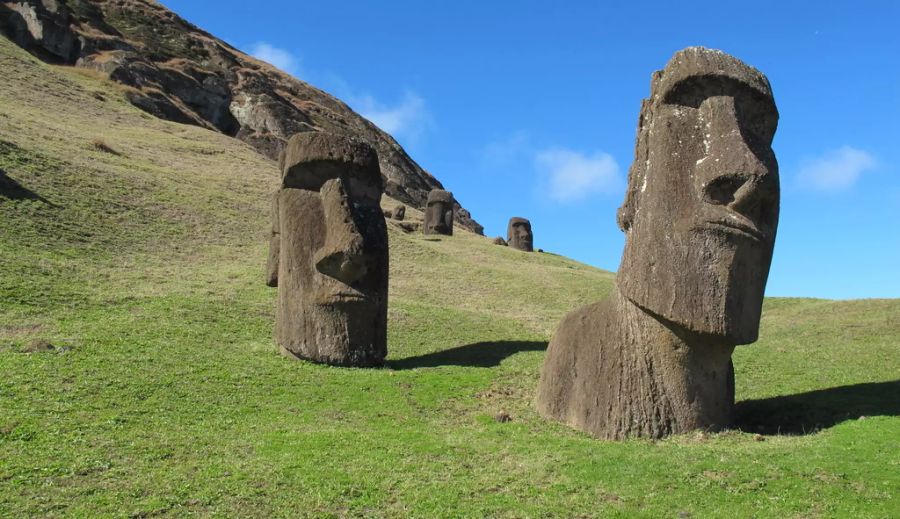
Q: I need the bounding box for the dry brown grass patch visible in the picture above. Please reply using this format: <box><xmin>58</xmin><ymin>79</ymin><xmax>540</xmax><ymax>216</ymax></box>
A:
<box><xmin>91</xmin><ymin>138</ymin><xmax>121</xmax><ymax>156</ymax></box>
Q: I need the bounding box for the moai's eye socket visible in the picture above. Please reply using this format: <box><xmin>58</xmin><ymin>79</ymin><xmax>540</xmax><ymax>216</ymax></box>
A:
<box><xmin>733</xmin><ymin>96</ymin><xmax>778</xmax><ymax>146</ymax></box>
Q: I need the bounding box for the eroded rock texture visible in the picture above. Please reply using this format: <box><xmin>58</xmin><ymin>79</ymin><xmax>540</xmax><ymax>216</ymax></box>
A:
<box><xmin>267</xmin><ymin>132</ymin><xmax>388</xmax><ymax>367</ymax></box>
<box><xmin>507</xmin><ymin>217</ymin><xmax>533</xmax><ymax>252</ymax></box>
<box><xmin>0</xmin><ymin>0</ymin><xmax>483</xmax><ymax>233</ymax></box>
<box><xmin>536</xmin><ymin>47</ymin><xmax>779</xmax><ymax>439</ymax></box>
<box><xmin>424</xmin><ymin>189</ymin><xmax>454</xmax><ymax>236</ymax></box>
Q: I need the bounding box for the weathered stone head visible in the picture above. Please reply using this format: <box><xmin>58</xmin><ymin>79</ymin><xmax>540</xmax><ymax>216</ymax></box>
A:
<box><xmin>507</xmin><ymin>217</ymin><xmax>533</xmax><ymax>252</ymax></box>
<box><xmin>392</xmin><ymin>204</ymin><xmax>406</xmax><ymax>221</ymax></box>
<box><xmin>536</xmin><ymin>47</ymin><xmax>779</xmax><ymax>440</ymax></box>
<box><xmin>617</xmin><ymin>47</ymin><xmax>779</xmax><ymax>344</ymax></box>
<box><xmin>424</xmin><ymin>189</ymin><xmax>454</xmax><ymax>235</ymax></box>
<box><xmin>272</xmin><ymin>132</ymin><xmax>388</xmax><ymax>366</ymax></box>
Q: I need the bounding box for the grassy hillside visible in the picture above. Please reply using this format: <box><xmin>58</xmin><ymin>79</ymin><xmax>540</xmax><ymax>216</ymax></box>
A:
<box><xmin>1</xmin><ymin>36</ymin><xmax>898</xmax><ymax>518</ymax></box>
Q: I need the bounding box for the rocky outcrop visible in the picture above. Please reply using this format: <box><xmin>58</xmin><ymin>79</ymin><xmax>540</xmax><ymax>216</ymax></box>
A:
<box><xmin>0</xmin><ymin>0</ymin><xmax>483</xmax><ymax>233</ymax></box>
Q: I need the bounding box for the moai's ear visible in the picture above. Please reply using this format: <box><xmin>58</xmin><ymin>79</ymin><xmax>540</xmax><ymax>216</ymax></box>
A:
<box><xmin>277</xmin><ymin>147</ymin><xmax>286</xmax><ymax>177</ymax></box>
<box><xmin>617</xmin><ymin>99</ymin><xmax>653</xmax><ymax>233</ymax></box>
<box><xmin>265</xmin><ymin>192</ymin><xmax>280</xmax><ymax>287</ymax></box>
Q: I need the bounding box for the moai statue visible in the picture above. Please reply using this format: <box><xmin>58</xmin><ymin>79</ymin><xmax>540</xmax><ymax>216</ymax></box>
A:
<box><xmin>424</xmin><ymin>189</ymin><xmax>454</xmax><ymax>235</ymax></box>
<box><xmin>266</xmin><ymin>132</ymin><xmax>389</xmax><ymax>367</ymax></box>
<box><xmin>536</xmin><ymin>47</ymin><xmax>779</xmax><ymax>439</ymax></box>
<box><xmin>392</xmin><ymin>205</ymin><xmax>406</xmax><ymax>221</ymax></box>
<box><xmin>507</xmin><ymin>217</ymin><xmax>533</xmax><ymax>252</ymax></box>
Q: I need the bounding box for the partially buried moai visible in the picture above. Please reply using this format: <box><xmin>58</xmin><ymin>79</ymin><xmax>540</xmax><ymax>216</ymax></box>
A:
<box><xmin>266</xmin><ymin>132</ymin><xmax>389</xmax><ymax>367</ymax></box>
<box><xmin>507</xmin><ymin>217</ymin><xmax>533</xmax><ymax>252</ymax></box>
<box><xmin>424</xmin><ymin>189</ymin><xmax>454</xmax><ymax>235</ymax></box>
<box><xmin>536</xmin><ymin>47</ymin><xmax>780</xmax><ymax>439</ymax></box>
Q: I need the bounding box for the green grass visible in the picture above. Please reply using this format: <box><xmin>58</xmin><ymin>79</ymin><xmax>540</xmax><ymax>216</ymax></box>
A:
<box><xmin>1</xmin><ymin>36</ymin><xmax>898</xmax><ymax>518</ymax></box>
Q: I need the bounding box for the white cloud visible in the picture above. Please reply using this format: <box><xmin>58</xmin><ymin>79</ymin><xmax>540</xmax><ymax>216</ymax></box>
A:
<box><xmin>352</xmin><ymin>90</ymin><xmax>432</xmax><ymax>143</ymax></box>
<box><xmin>535</xmin><ymin>148</ymin><xmax>622</xmax><ymax>203</ymax></box>
<box><xmin>797</xmin><ymin>146</ymin><xmax>877</xmax><ymax>192</ymax></box>
<box><xmin>250</xmin><ymin>42</ymin><xmax>300</xmax><ymax>76</ymax></box>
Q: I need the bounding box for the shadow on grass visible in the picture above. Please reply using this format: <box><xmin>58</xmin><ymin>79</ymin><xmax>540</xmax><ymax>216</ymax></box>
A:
<box><xmin>391</xmin><ymin>340</ymin><xmax>547</xmax><ymax>370</ymax></box>
<box><xmin>735</xmin><ymin>380</ymin><xmax>900</xmax><ymax>435</ymax></box>
<box><xmin>0</xmin><ymin>168</ymin><xmax>50</xmax><ymax>203</ymax></box>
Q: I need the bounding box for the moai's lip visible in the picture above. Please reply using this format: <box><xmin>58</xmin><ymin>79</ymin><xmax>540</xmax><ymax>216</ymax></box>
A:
<box><xmin>696</xmin><ymin>218</ymin><xmax>766</xmax><ymax>242</ymax></box>
<box><xmin>320</xmin><ymin>292</ymin><xmax>371</xmax><ymax>306</ymax></box>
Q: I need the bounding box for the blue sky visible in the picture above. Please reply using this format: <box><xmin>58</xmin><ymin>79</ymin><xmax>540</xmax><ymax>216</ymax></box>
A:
<box><xmin>163</xmin><ymin>0</ymin><xmax>899</xmax><ymax>299</ymax></box>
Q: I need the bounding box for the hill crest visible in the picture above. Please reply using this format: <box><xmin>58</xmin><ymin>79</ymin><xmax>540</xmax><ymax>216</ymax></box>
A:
<box><xmin>0</xmin><ymin>0</ymin><xmax>484</xmax><ymax>233</ymax></box>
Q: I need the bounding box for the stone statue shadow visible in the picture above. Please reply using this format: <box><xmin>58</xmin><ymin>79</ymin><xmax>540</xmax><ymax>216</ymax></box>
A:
<box><xmin>734</xmin><ymin>379</ymin><xmax>900</xmax><ymax>435</ymax></box>
<box><xmin>0</xmin><ymin>168</ymin><xmax>50</xmax><ymax>203</ymax></box>
<box><xmin>391</xmin><ymin>340</ymin><xmax>547</xmax><ymax>370</ymax></box>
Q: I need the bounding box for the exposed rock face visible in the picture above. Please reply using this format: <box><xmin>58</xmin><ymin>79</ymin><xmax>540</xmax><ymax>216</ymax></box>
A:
<box><xmin>267</xmin><ymin>132</ymin><xmax>388</xmax><ymax>367</ymax></box>
<box><xmin>536</xmin><ymin>47</ymin><xmax>779</xmax><ymax>439</ymax></box>
<box><xmin>507</xmin><ymin>217</ymin><xmax>533</xmax><ymax>252</ymax></box>
<box><xmin>1</xmin><ymin>0</ymin><xmax>79</xmax><ymax>63</ymax></box>
<box><xmin>0</xmin><ymin>0</ymin><xmax>483</xmax><ymax>233</ymax></box>
<box><xmin>423</xmin><ymin>189</ymin><xmax>454</xmax><ymax>236</ymax></box>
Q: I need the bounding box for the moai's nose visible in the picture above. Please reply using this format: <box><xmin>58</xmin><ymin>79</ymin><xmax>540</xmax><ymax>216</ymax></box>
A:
<box><xmin>315</xmin><ymin>178</ymin><xmax>368</xmax><ymax>284</ymax></box>
<box><xmin>696</xmin><ymin>96</ymin><xmax>775</xmax><ymax>220</ymax></box>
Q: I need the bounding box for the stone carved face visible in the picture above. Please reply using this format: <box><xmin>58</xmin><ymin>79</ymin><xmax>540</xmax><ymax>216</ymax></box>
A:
<box><xmin>617</xmin><ymin>48</ymin><xmax>779</xmax><ymax>344</ymax></box>
<box><xmin>507</xmin><ymin>217</ymin><xmax>533</xmax><ymax>252</ymax></box>
<box><xmin>276</xmin><ymin>133</ymin><xmax>388</xmax><ymax>365</ymax></box>
<box><xmin>424</xmin><ymin>189</ymin><xmax>454</xmax><ymax>235</ymax></box>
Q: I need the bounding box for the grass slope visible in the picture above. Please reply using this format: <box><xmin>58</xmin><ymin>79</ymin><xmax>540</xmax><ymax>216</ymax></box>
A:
<box><xmin>1</xmin><ymin>37</ymin><xmax>898</xmax><ymax>518</ymax></box>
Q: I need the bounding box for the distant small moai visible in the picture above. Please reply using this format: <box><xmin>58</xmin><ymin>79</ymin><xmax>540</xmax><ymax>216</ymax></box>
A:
<box><xmin>536</xmin><ymin>47</ymin><xmax>780</xmax><ymax>439</ymax></box>
<box><xmin>507</xmin><ymin>217</ymin><xmax>533</xmax><ymax>252</ymax></box>
<box><xmin>266</xmin><ymin>132</ymin><xmax>389</xmax><ymax>367</ymax></box>
<box><xmin>424</xmin><ymin>189</ymin><xmax>454</xmax><ymax>235</ymax></box>
<box><xmin>392</xmin><ymin>204</ymin><xmax>406</xmax><ymax>221</ymax></box>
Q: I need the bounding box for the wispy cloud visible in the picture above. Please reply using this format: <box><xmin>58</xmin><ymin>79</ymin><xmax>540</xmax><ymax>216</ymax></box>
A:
<box><xmin>244</xmin><ymin>50</ymin><xmax>433</xmax><ymax>145</ymax></box>
<box><xmin>352</xmin><ymin>90</ymin><xmax>433</xmax><ymax>144</ymax></box>
<box><xmin>250</xmin><ymin>42</ymin><xmax>300</xmax><ymax>76</ymax></box>
<box><xmin>797</xmin><ymin>146</ymin><xmax>877</xmax><ymax>192</ymax></box>
<box><xmin>480</xmin><ymin>130</ymin><xmax>531</xmax><ymax>167</ymax></box>
<box><xmin>535</xmin><ymin>148</ymin><xmax>622</xmax><ymax>203</ymax></box>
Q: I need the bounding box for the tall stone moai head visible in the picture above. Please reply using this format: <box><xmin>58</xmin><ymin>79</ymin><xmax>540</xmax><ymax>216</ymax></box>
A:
<box><xmin>424</xmin><ymin>189</ymin><xmax>454</xmax><ymax>235</ymax></box>
<box><xmin>617</xmin><ymin>47</ymin><xmax>780</xmax><ymax>344</ymax></box>
<box><xmin>507</xmin><ymin>217</ymin><xmax>533</xmax><ymax>252</ymax></box>
<box><xmin>271</xmin><ymin>132</ymin><xmax>389</xmax><ymax>366</ymax></box>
